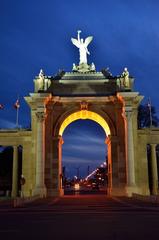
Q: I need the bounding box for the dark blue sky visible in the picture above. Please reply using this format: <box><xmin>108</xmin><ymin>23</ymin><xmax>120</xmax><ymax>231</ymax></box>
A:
<box><xmin>1</xmin><ymin>0</ymin><xmax>159</xmax><ymax>177</ymax></box>
<box><xmin>62</xmin><ymin>120</ymin><xmax>106</xmax><ymax>178</ymax></box>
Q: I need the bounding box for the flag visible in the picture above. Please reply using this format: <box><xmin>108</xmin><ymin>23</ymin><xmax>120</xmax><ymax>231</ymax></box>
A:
<box><xmin>0</xmin><ymin>104</ymin><xmax>4</xmax><ymax>109</ymax></box>
<box><xmin>14</xmin><ymin>99</ymin><xmax>20</xmax><ymax>109</ymax></box>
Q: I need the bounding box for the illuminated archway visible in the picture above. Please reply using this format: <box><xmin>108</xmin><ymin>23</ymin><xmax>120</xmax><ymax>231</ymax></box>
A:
<box><xmin>59</xmin><ymin>110</ymin><xmax>111</xmax><ymax>136</ymax></box>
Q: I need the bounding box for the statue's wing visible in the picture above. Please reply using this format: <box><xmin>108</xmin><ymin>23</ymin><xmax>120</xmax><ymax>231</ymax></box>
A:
<box><xmin>84</xmin><ymin>36</ymin><xmax>93</xmax><ymax>47</ymax></box>
<box><xmin>71</xmin><ymin>38</ymin><xmax>80</xmax><ymax>48</ymax></box>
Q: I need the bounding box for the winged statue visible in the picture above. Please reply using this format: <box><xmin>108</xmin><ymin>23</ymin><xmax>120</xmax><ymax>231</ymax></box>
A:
<box><xmin>71</xmin><ymin>30</ymin><xmax>93</xmax><ymax>65</ymax></box>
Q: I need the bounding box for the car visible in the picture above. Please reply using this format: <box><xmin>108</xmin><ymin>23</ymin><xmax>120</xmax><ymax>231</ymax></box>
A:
<box><xmin>92</xmin><ymin>183</ymin><xmax>99</xmax><ymax>190</ymax></box>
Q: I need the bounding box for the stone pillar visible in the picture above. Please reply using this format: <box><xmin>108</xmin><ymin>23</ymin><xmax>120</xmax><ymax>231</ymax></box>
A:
<box><xmin>117</xmin><ymin>92</ymin><xmax>144</xmax><ymax>196</ymax></box>
<box><xmin>51</xmin><ymin>136</ymin><xmax>64</xmax><ymax>196</ymax></box>
<box><xmin>138</xmin><ymin>141</ymin><xmax>150</xmax><ymax>195</ymax></box>
<box><xmin>106</xmin><ymin>136</ymin><xmax>112</xmax><ymax>195</ymax></box>
<box><xmin>11</xmin><ymin>146</ymin><xmax>18</xmax><ymax>198</ymax></box>
<box><xmin>125</xmin><ymin>108</ymin><xmax>136</xmax><ymax>188</ymax></box>
<box><xmin>33</xmin><ymin>111</ymin><xmax>46</xmax><ymax>197</ymax></box>
<box><xmin>106</xmin><ymin>136</ymin><xmax>126</xmax><ymax>196</ymax></box>
<box><xmin>150</xmin><ymin>144</ymin><xmax>158</xmax><ymax>195</ymax></box>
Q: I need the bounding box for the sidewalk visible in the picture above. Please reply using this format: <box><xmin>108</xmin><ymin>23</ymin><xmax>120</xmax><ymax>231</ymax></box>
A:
<box><xmin>0</xmin><ymin>196</ymin><xmax>60</xmax><ymax>209</ymax></box>
<box><xmin>0</xmin><ymin>197</ymin><xmax>14</xmax><ymax>209</ymax></box>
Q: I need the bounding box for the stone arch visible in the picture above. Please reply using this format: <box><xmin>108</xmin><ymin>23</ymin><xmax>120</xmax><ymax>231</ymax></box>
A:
<box><xmin>54</xmin><ymin>108</ymin><xmax>116</xmax><ymax>137</ymax></box>
<box><xmin>51</xmin><ymin>108</ymin><xmax>122</xmax><ymax>196</ymax></box>
<box><xmin>59</xmin><ymin>110</ymin><xmax>110</xmax><ymax>136</ymax></box>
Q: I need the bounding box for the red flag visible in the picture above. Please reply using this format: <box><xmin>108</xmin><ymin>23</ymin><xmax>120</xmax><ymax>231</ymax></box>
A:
<box><xmin>0</xmin><ymin>104</ymin><xmax>4</xmax><ymax>109</ymax></box>
<box><xmin>14</xmin><ymin>99</ymin><xmax>20</xmax><ymax>109</ymax></box>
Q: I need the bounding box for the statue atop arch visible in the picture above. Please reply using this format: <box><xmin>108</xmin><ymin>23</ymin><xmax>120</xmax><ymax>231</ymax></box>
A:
<box><xmin>71</xmin><ymin>30</ymin><xmax>93</xmax><ymax>72</ymax></box>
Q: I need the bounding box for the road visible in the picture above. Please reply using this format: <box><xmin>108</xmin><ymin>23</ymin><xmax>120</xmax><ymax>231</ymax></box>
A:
<box><xmin>0</xmin><ymin>194</ymin><xmax>159</xmax><ymax>240</ymax></box>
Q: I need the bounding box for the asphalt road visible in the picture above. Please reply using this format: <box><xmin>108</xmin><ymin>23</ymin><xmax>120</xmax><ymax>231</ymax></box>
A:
<box><xmin>0</xmin><ymin>194</ymin><xmax>159</xmax><ymax>240</ymax></box>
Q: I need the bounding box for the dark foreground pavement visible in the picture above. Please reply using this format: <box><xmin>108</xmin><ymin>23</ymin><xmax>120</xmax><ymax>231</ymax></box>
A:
<box><xmin>0</xmin><ymin>194</ymin><xmax>159</xmax><ymax>240</ymax></box>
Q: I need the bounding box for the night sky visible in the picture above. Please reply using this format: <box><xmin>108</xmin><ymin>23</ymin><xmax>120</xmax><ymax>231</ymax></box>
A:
<box><xmin>1</xmin><ymin>0</ymin><xmax>159</xmax><ymax>178</ymax></box>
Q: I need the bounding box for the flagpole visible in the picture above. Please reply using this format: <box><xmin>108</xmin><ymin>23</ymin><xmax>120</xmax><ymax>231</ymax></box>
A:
<box><xmin>15</xmin><ymin>96</ymin><xmax>20</xmax><ymax>129</ymax></box>
<box><xmin>16</xmin><ymin>106</ymin><xmax>19</xmax><ymax>128</ymax></box>
<box><xmin>148</xmin><ymin>97</ymin><xmax>152</xmax><ymax>128</ymax></box>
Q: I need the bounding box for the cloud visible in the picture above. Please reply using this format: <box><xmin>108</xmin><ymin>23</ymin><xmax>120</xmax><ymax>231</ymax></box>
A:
<box><xmin>63</xmin><ymin>143</ymin><xmax>105</xmax><ymax>153</ymax></box>
<box><xmin>64</xmin><ymin>133</ymin><xmax>105</xmax><ymax>145</ymax></box>
<box><xmin>62</xmin><ymin>156</ymin><xmax>93</xmax><ymax>164</ymax></box>
<box><xmin>63</xmin><ymin>124</ymin><xmax>106</xmax><ymax>144</ymax></box>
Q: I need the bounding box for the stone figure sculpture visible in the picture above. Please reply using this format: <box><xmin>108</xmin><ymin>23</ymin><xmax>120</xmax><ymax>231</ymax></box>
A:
<box><xmin>90</xmin><ymin>62</ymin><xmax>96</xmax><ymax>71</ymax></box>
<box><xmin>71</xmin><ymin>30</ymin><xmax>93</xmax><ymax>65</ymax></box>
<box><xmin>39</xmin><ymin>69</ymin><xmax>45</xmax><ymax>80</ymax></box>
<box><xmin>121</xmin><ymin>67</ymin><xmax>130</xmax><ymax>88</ymax></box>
<box><xmin>72</xmin><ymin>63</ymin><xmax>78</xmax><ymax>71</ymax></box>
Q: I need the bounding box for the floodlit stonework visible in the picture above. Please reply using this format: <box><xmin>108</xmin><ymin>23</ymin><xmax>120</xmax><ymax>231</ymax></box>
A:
<box><xmin>0</xmin><ymin>68</ymin><xmax>159</xmax><ymax>198</ymax></box>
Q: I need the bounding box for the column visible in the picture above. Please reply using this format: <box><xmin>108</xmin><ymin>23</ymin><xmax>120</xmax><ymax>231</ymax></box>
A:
<box><xmin>125</xmin><ymin>108</ymin><xmax>136</xmax><ymax>187</ymax></box>
<box><xmin>58</xmin><ymin>136</ymin><xmax>64</xmax><ymax>190</ymax></box>
<box><xmin>51</xmin><ymin>136</ymin><xmax>64</xmax><ymax>196</ymax></box>
<box><xmin>34</xmin><ymin>111</ymin><xmax>46</xmax><ymax>197</ymax></box>
<box><xmin>106</xmin><ymin>136</ymin><xmax>125</xmax><ymax>196</ymax></box>
<box><xmin>150</xmin><ymin>144</ymin><xmax>158</xmax><ymax>195</ymax></box>
<box><xmin>106</xmin><ymin>137</ymin><xmax>112</xmax><ymax>195</ymax></box>
<box><xmin>117</xmin><ymin>92</ymin><xmax>143</xmax><ymax>196</ymax></box>
<box><xmin>11</xmin><ymin>146</ymin><xmax>18</xmax><ymax>198</ymax></box>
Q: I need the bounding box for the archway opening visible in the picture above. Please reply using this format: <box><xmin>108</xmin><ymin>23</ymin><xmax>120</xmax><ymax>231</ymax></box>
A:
<box><xmin>59</xmin><ymin>110</ymin><xmax>111</xmax><ymax>195</ymax></box>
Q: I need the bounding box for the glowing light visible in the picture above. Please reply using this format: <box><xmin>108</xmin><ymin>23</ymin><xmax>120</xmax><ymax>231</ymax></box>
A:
<box><xmin>85</xmin><ymin>161</ymin><xmax>107</xmax><ymax>181</ymax></box>
<box><xmin>59</xmin><ymin>110</ymin><xmax>110</xmax><ymax>136</ymax></box>
<box><xmin>85</xmin><ymin>169</ymin><xmax>98</xmax><ymax>181</ymax></box>
<box><xmin>74</xmin><ymin>183</ymin><xmax>80</xmax><ymax>190</ymax></box>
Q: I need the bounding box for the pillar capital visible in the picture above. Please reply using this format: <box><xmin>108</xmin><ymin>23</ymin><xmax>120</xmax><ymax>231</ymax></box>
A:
<box><xmin>121</xmin><ymin>106</ymin><xmax>133</xmax><ymax>121</ymax></box>
<box><xmin>36</xmin><ymin>111</ymin><xmax>47</xmax><ymax>122</ymax></box>
<box><xmin>53</xmin><ymin>135</ymin><xmax>64</xmax><ymax>145</ymax></box>
<box><xmin>117</xmin><ymin>92</ymin><xmax>144</xmax><ymax>110</ymax></box>
<box><xmin>105</xmin><ymin>135</ymin><xmax>118</xmax><ymax>145</ymax></box>
<box><xmin>59</xmin><ymin>136</ymin><xmax>64</xmax><ymax>145</ymax></box>
<box><xmin>13</xmin><ymin>145</ymin><xmax>18</xmax><ymax>149</ymax></box>
<box><xmin>150</xmin><ymin>143</ymin><xmax>157</xmax><ymax>148</ymax></box>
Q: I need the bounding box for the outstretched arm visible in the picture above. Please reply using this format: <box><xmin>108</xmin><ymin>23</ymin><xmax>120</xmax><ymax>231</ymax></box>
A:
<box><xmin>77</xmin><ymin>30</ymin><xmax>81</xmax><ymax>42</ymax></box>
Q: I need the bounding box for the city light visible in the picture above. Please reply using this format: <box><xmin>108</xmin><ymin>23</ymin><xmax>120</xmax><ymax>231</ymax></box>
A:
<box><xmin>74</xmin><ymin>183</ymin><xmax>80</xmax><ymax>190</ymax></box>
<box><xmin>85</xmin><ymin>161</ymin><xmax>107</xmax><ymax>181</ymax></box>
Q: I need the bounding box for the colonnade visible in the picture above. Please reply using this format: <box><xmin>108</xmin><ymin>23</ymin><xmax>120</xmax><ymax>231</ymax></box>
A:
<box><xmin>8</xmin><ymin>141</ymin><xmax>159</xmax><ymax>198</ymax></box>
